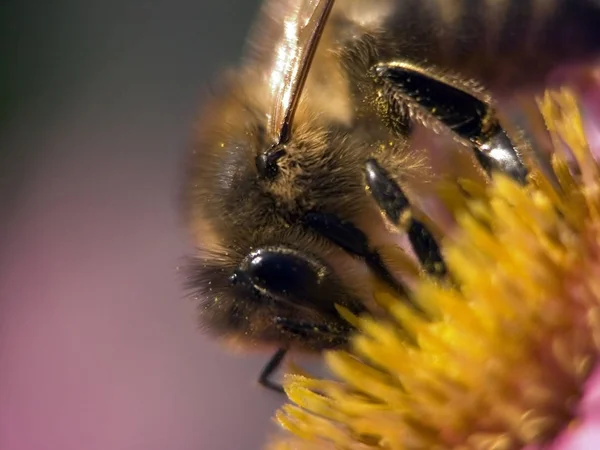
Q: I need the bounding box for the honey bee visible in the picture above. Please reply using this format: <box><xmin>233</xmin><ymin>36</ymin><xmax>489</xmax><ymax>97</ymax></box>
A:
<box><xmin>183</xmin><ymin>0</ymin><xmax>600</xmax><ymax>391</ymax></box>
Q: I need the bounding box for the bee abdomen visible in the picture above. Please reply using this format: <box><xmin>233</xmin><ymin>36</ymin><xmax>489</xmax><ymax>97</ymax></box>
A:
<box><xmin>387</xmin><ymin>0</ymin><xmax>600</xmax><ymax>90</ymax></box>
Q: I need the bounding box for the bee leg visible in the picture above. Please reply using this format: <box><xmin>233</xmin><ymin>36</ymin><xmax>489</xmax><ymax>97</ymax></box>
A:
<box><xmin>258</xmin><ymin>347</ymin><xmax>287</xmax><ymax>394</ymax></box>
<box><xmin>365</xmin><ymin>158</ymin><xmax>447</xmax><ymax>278</ymax></box>
<box><xmin>302</xmin><ymin>212</ymin><xmax>426</xmax><ymax>316</ymax></box>
<box><xmin>273</xmin><ymin>317</ymin><xmax>350</xmax><ymax>348</ymax></box>
<box><xmin>372</xmin><ymin>62</ymin><xmax>528</xmax><ymax>184</ymax></box>
<box><xmin>267</xmin><ymin>316</ymin><xmax>353</xmax><ymax>392</ymax></box>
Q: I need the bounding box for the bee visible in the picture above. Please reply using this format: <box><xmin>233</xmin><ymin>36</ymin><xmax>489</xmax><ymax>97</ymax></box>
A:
<box><xmin>183</xmin><ymin>0</ymin><xmax>600</xmax><ymax>392</ymax></box>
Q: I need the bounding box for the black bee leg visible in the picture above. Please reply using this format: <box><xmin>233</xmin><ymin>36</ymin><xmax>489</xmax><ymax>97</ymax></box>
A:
<box><xmin>365</xmin><ymin>158</ymin><xmax>447</xmax><ymax>277</ymax></box>
<box><xmin>258</xmin><ymin>348</ymin><xmax>287</xmax><ymax>394</ymax></box>
<box><xmin>302</xmin><ymin>212</ymin><xmax>426</xmax><ymax>316</ymax></box>
<box><xmin>372</xmin><ymin>62</ymin><xmax>528</xmax><ymax>184</ymax></box>
<box><xmin>274</xmin><ymin>317</ymin><xmax>351</xmax><ymax>348</ymax></box>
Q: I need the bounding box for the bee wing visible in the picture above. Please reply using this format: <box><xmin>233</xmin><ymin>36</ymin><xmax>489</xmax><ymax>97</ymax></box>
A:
<box><xmin>244</xmin><ymin>0</ymin><xmax>334</xmax><ymax>145</ymax></box>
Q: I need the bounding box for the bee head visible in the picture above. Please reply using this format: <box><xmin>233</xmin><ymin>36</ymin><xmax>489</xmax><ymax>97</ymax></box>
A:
<box><xmin>181</xmin><ymin>71</ymin><xmax>371</xmax><ymax>352</ymax></box>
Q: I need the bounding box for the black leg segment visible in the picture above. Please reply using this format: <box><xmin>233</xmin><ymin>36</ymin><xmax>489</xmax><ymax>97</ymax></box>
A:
<box><xmin>258</xmin><ymin>348</ymin><xmax>287</xmax><ymax>393</ymax></box>
<box><xmin>302</xmin><ymin>211</ymin><xmax>425</xmax><ymax>315</ymax></box>
<box><xmin>365</xmin><ymin>158</ymin><xmax>447</xmax><ymax>277</ymax></box>
<box><xmin>372</xmin><ymin>62</ymin><xmax>528</xmax><ymax>184</ymax></box>
<box><xmin>273</xmin><ymin>316</ymin><xmax>351</xmax><ymax>348</ymax></box>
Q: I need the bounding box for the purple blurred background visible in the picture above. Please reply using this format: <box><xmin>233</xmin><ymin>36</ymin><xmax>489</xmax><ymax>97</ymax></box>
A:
<box><xmin>0</xmin><ymin>1</ymin><xmax>291</xmax><ymax>449</ymax></box>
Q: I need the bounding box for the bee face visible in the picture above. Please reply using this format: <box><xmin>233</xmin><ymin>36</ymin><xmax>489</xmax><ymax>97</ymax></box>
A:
<box><xmin>186</xmin><ymin>241</ymin><xmax>367</xmax><ymax>352</ymax></box>
<box><xmin>183</xmin><ymin>73</ymin><xmax>390</xmax><ymax>352</ymax></box>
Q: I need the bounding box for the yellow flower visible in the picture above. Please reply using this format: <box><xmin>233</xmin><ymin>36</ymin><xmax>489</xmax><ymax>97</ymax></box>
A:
<box><xmin>269</xmin><ymin>89</ymin><xmax>600</xmax><ymax>450</ymax></box>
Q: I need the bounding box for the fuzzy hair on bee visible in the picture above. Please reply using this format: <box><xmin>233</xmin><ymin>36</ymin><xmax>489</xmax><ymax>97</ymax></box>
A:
<box><xmin>183</xmin><ymin>68</ymin><xmax>427</xmax><ymax>350</ymax></box>
<box><xmin>182</xmin><ymin>0</ymin><xmax>600</xmax><ymax>392</ymax></box>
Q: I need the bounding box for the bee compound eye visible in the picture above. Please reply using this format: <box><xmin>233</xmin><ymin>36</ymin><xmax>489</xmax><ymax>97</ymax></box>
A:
<box><xmin>242</xmin><ymin>248</ymin><xmax>323</xmax><ymax>297</ymax></box>
<box><xmin>231</xmin><ymin>247</ymin><xmax>352</xmax><ymax>317</ymax></box>
<box><xmin>255</xmin><ymin>146</ymin><xmax>286</xmax><ymax>179</ymax></box>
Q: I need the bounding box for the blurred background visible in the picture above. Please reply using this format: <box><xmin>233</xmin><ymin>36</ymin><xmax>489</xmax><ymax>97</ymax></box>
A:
<box><xmin>0</xmin><ymin>1</ymin><xmax>293</xmax><ymax>449</ymax></box>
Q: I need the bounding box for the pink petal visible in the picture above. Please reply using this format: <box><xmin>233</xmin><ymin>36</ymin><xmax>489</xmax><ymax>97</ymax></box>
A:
<box><xmin>538</xmin><ymin>365</ymin><xmax>600</xmax><ymax>450</ymax></box>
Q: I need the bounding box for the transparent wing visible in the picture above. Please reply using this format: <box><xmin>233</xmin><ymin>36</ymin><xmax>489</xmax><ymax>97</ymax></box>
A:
<box><xmin>244</xmin><ymin>0</ymin><xmax>335</xmax><ymax>145</ymax></box>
